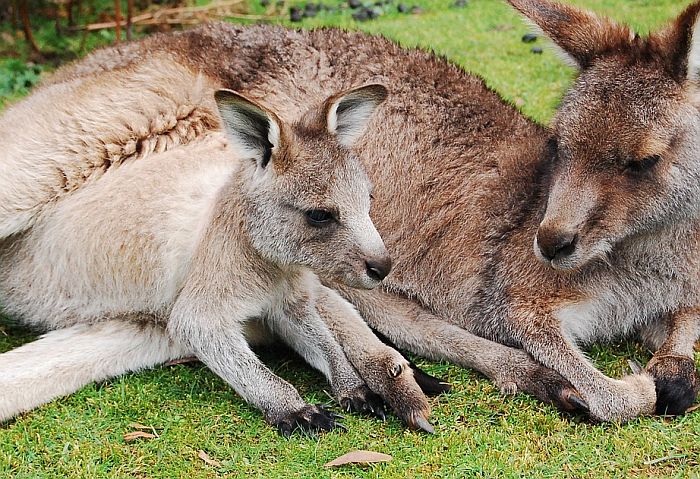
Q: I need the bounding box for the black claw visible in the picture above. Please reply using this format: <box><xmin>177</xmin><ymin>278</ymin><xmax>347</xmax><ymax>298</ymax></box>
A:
<box><xmin>341</xmin><ymin>387</ymin><xmax>388</xmax><ymax>421</ymax></box>
<box><xmin>273</xmin><ymin>404</ymin><xmax>345</xmax><ymax>437</ymax></box>
<box><xmin>566</xmin><ymin>391</ymin><xmax>590</xmax><ymax>413</ymax></box>
<box><xmin>335</xmin><ymin>422</ymin><xmax>348</xmax><ymax>432</ymax></box>
<box><xmin>370</xmin><ymin>328</ymin><xmax>451</xmax><ymax>395</ymax></box>
<box><xmin>411</xmin><ymin>365</ymin><xmax>452</xmax><ymax>396</ymax></box>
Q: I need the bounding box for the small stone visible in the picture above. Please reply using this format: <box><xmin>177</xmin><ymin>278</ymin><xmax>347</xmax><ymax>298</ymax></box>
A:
<box><xmin>290</xmin><ymin>6</ymin><xmax>303</xmax><ymax>21</ymax></box>
<box><xmin>521</xmin><ymin>33</ymin><xmax>538</xmax><ymax>43</ymax></box>
<box><xmin>348</xmin><ymin>0</ymin><xmax>362</xmax><ymax>8</ymax></box>
<box><xmin>397</xmin><ymin>3</ymin><xmax>409</xmax><ymax>13</ymax></box>
<box><xmin>352</xmin><ymin>8</ymin><xmax>370</xmax><ymax>20</ymax></box>
<box><xmin>410</xmin><ymin>5</ymin><xmax>423</xmax><ymax>14</ymax></box>
<box><xmin>451</xmin><ymin>0</ymin><xmax>467</xmax><ymax>7</ymax></box>
<box><xmin>260</xmin><ymin>0</ymin><xmax>270</xmax><ymax>6</ymax></box>
<box><xmin>304</xmin><ymin>3</ymin><xmax>318</xmax><ymax>17</ymax></box>
<box><xmin>531</xmin><ymin>46</ymin><xmax>543</xmax><ymax>54</ymax></box>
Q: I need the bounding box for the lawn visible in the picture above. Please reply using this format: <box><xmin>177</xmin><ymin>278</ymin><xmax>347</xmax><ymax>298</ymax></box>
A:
<box><xmin>1</xmin><ymin>1</ymin><xmax>699</xmax><ymax>478</ymax></box>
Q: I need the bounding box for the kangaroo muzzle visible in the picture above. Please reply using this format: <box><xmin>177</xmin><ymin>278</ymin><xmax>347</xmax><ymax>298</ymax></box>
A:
<box><xmin>365</xmin><ymin>255</ymin><xmax>392</xmax><ymax>282</ymax></box>
<box><xmin>536</xmin><ymin>224</ymin><xmax>578</xmax><ymax>262</ymax></box>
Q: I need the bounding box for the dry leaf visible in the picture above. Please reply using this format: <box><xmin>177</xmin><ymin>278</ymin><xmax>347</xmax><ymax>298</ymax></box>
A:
<box><xmin>127</xmin><ymin>423</ymin><xmax>154</xmax><ymax>431</ymax></box>
<box><xmin>324</xmin><ymin>450</ymin><xmax>392</xmax><ymax>468</ymax></box>
<box><xmin>123</xmin><ymin>431</ymin><xmax>156</xmax><ymax>442</ymax></box>
<box><xmin>0</xmin><ymin>32</ymin><xmax>14</xmax><ymax>46</ymax></box>
<box><xmin>198</xmin><ymin>450</ymin><xmax>222</xmax><ymax>467</ymax></box>
<box><xmin>686</xmin><ymin>404</ymin><xmax>699</xmax><ymax>413</ymax></box>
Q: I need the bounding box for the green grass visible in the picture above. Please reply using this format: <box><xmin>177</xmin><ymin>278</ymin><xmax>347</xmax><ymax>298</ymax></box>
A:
<box><xmin>1</xmin><ymin>1</ymin><xmax>700</xmax><ymax>477</ymax></box>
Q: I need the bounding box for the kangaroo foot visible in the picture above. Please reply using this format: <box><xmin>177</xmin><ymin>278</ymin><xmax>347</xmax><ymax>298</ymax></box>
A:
<box><xmin>274</xmin><ymin>404</ymin><xmax>345</xmax><ymax>437</ymax></box>
<box><xmin>494</xmin><ymin>352</ymin><xmax>589</xmax><ymax>415</ymax></box>
<box><xmin>646</xmin><ymin>354</ymin><xmax>699</xmax><ymax>415</ymax></box>
<box><xmin>339</xmin><ymin>384</ymin><xmax>387</xmax><ymax>420</ymax></box>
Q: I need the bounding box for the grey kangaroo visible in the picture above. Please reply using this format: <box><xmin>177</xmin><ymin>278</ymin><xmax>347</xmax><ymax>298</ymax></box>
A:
<box><xmin>0</xmin><ymin>57</ymin><xmax>435</xmax><ymax>434</ymax></box>
<box><xmin>6</xmin><ymin>0</ymin><xmax>700</xmax><ymax>423</ymax></box>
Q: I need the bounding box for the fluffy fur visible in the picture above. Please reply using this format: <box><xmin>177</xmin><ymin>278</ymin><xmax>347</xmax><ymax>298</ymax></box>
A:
<box><xmin>4</xmin><ymin>0</ymin><xmax>700</xmax><ymax>423</ymax></box>
<box><xmin>0</xmin><ymin>59</ymin><xmax>432</xmax><ymax>433</ymax></box>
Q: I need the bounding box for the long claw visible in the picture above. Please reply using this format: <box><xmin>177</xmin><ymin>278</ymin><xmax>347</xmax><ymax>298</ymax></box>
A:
<box><xmin>412</xmin><ymin>416</ymin><xmax>435</xmax><ymax>434</ymax></box>
<box><xmin>566</xmin><ymin>391</ymin><xmax>589</xmax><ymax>413</ymax></box>
<box><xmin>628</xmin><ymin>359</ymin><xmax>643</xmax><ymax>375</ymax></box>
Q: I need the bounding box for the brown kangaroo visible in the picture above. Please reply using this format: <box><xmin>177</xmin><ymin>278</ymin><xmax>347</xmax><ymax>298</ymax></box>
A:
<box><xmin>6</xmin><ymin>0</ymin><xmax>700</xmax><ymax>422</ymax></box>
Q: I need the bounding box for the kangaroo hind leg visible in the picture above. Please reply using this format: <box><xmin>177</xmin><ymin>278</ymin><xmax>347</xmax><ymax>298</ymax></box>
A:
<box><xmin>0</xmin><ymin>318</ymin><xmax>190</xmax><ymax>422</ymax></box>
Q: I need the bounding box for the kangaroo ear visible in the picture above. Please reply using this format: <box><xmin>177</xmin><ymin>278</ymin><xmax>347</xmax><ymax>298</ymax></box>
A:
<box><xmin>507</xmin><ymin>0</ymin><xmax>634</xmax><ymax>69</ymax></box>
<box><xmin>655</xmin><ymin>2</ymin><xmax>700</xmax><ymax>82</ymax></box>
<box><xmin>214</xmin><ymin>89</ymin><xmax>281</xmax><ymax>169</ymax></box>
<box><xmin>325</xmin><ymin>84</ymin><xmax>388</xmax><ymax>148</ymax></box>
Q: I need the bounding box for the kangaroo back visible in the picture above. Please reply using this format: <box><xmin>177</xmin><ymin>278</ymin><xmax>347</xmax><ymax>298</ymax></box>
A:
<box><xmin>0</xmin><ymin>56</ymin><xmax>219</xmax><ymax>238</ymax></box>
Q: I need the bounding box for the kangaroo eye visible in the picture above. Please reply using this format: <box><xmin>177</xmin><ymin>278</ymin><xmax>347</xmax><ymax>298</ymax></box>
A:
<box><xmin>305</xmin><ymin>209</ymin><xmax>334</xmax><ymax>227</ymax></box>
<box><xmin>625</xmin><ymin>155</ymin><xmax>660</xmax><ymax>174</ymax></box>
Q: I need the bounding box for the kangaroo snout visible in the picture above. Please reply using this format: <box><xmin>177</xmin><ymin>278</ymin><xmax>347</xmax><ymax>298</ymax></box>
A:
<box><xmin>365</xmin><ymin>255</ymin><xmax>392</xmax><ymax>282</ymax></box>
<box><xmin>535</xmin><ymin>224</ymin><xmax>578</xmax><ymax>264</ymax></box>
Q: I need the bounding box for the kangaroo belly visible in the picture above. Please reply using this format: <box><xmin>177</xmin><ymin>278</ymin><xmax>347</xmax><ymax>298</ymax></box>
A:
<box><xmin>0</xmin><ymin>136</ymin><xmax>237</xmax><ymax>330</ymax></box>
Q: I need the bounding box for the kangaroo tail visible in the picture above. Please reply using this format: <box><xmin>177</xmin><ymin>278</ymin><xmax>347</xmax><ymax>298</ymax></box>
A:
<box><xmin>0</xmin><ymin>320</ymin><xmax>190</xmax><ymax>422</ymax></box>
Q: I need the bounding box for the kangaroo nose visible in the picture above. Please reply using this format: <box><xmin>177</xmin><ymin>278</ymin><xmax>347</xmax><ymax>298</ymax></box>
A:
<box><xmin>536</xmin><ymin>227</ymin><xmax>578</xmax><ymax>262</ymax></box>
<box><xmin>365</xmin><ymin>256</ymin><xmax>392</xmax><ymax>281</ymax></box>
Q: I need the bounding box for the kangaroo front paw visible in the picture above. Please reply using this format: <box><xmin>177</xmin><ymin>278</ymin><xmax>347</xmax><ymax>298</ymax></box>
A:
<box><xmin>339</xmin><ymin>384</ymin><xmax>387</xmax><ymax>420</ymax></box>
<box><xmin>587</xmin><ymin>373</ymin><xmax>657</xmax><ymax>423</ymax></box>
<box><xmin>382</xmin><ymin>361</ymin><xmax>434</xmax><ymax>433</ymax></box>
<box><xmin>354</xmin><ymin>353</ymin><xmax>434</xmax><ymax>433</ymax></box>
<box><xmin>274</xmin><ymin>404</ymin><xmax>345</xmax><ymax>437</ymax></box>
<box><xmin>646</xmin><ymin>355</ymin><xmax>700</xmax><ymax>415</ymax></box>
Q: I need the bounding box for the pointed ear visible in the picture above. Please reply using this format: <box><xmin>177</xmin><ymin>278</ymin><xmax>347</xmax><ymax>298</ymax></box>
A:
<box><xmin>325</xmin><ymin>84</ymin><xmax>388</xmax><ymax>148</ymax></box>
<box><xmin>508</xmin><ymin>0</ymin><xmax>634</xmax><ymax>69</ymax></box>
<box><xmin>654</xmin><ymin>2</ymin><xmax>700</xmax><ymax>81</ymax></box>
<box><xmin>214</xmin><ymin>89</ymin><xmax>281</xmax><ymax>169</ymax></box>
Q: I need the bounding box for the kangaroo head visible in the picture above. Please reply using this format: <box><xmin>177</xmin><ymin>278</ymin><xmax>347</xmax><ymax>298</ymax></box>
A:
<box><xmin>510</xmin><ymin>0</ymin><xmax>700</xmax><ymax>271</ymax></box>
<box><xmin>214</xmin><ymin>85</ymin><xmax>390</xmax><ymax>289</ymax></box>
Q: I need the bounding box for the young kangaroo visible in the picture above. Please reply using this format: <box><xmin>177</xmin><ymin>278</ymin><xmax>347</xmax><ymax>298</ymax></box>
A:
<box><xmin>0</xmin><ymin>58</ymin><xmax>435</xmax><ymax>434</ymax></box>
<box><xmin>9</xmin><ymin>0</ymin><xmax>700</xmax><ymax>423</ymax></box>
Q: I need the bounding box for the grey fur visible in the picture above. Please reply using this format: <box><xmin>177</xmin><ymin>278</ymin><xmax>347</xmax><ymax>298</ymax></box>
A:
<box><xmin>4</xmin><ymin>0</ymin><xmax>700</xmax><ymax>424</ymax></box>
<box><xmin>0</xmin><ymin>61</ymin><xmax>433</xmax><ymax>432</ymax></box>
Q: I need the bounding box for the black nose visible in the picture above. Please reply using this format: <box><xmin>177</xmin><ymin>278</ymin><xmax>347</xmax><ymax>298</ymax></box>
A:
<box><xmin>537</xmin><ymin>228</ymin><xmax>578</xmax><ymax>262</ymax></box>
<box><xmin>365</xmin><ymin>256</ymin><xmax>392</xmax><ymax>281</ymax></box>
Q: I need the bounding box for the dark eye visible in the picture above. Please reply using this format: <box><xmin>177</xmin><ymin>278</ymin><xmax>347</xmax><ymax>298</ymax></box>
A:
<box><xmin>305</xmin><ymin>209</ymin><xmax>334</xmax><ymax>227</ymax></box>
<box><xmin>625</xmin><ymin>155</ymin><xmax>660</xmax><ymax>175</ymax></box>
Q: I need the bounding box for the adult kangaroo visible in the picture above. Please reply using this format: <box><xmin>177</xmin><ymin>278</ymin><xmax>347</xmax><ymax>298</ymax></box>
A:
<box><xmin>7</xmin><ymin>0</ymin><xmax>700</xmax><ymax>422</ymax></box>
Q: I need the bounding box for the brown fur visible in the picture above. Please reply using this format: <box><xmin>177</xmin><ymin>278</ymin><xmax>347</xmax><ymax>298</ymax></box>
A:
<box><xmin>10</xmin><ymin>0</ymin><xmax>700</xmax><ymax>421</ymax></box>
